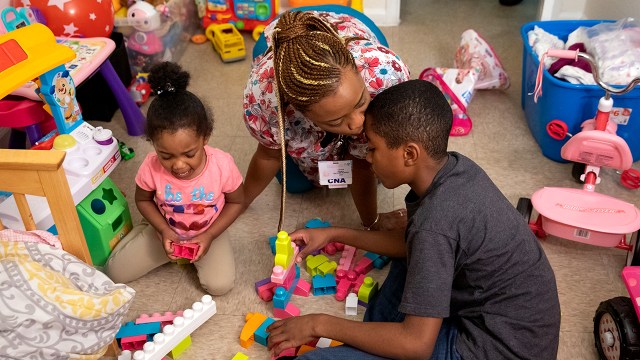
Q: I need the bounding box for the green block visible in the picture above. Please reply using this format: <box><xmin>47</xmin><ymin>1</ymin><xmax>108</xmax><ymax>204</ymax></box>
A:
<box><xmin>169</xmin><ymin>335</ymin><xmax>191</xmax><ymax>359</ymax></box>
<box><xmin>76</xmin><ymin>177</ymin><xmax>133</xmax><ymax>266</ymax></box>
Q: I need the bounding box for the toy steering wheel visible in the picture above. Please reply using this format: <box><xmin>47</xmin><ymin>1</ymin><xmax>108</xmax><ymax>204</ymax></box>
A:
<box><xmin>621</xmin><ymin>169</ymin><xmax>640</xmax><ymax>190</ymax></box>
<box><xmin>546</xmin><ymin>120</ymin><xmax>569</xmax><ymax>140</ymax></box>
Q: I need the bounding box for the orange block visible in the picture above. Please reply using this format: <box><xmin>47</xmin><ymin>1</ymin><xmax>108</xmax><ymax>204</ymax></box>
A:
<box><xmin>297</xmin><ymin>344</ymin><xmax>315</xmax><ymax>355</ymax></box>
<box><xmin>240</xmin><ymin>312</ymin><xmax>268</xmax><ymax>349</ymax></box>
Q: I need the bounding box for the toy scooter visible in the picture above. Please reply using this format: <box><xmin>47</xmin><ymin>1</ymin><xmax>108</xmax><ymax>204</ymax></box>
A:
<box><xmin>516</xmin><ymin>49</ymin><xmax>640</xmax><ymax>359</ymax></box>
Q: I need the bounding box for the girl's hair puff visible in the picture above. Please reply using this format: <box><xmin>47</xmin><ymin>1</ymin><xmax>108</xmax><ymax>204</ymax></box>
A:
<box><xmin>146</xmin><ymin>62</ymin><xmax>214</xmax><ymax>142</ymax></box>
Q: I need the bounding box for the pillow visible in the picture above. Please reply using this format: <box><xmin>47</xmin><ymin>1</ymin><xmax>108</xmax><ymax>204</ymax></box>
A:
<box><xmin>0</xmin><ymin>240</ymin><xmax>135</xmax><ymax>359</ymax></box>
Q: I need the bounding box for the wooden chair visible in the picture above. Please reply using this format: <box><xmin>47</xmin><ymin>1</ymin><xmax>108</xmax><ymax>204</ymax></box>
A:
<box><xmin>0</xmin><ymin>148</ymin><xmax>120</xmax><ymax>356</ymax></box>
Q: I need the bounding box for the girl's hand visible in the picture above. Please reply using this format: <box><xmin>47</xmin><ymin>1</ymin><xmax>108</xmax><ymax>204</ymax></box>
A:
<box><xmin>160</xmin><ymin>228</ymin><xmax>180</xmax><ymax>260</ymax></box>
<box><xmin>372</xmin><ymin>209</ymin><xmax>407</xmax><ymax>231</ymax></box>
<box><xmin>183</xmin><ymin>233</ymin><xmax>214</xmax><ymax>263</ymax></box>
<box><xmin>289</xmin><ymin>228</ymin><xmax>334</xmax><ymax>263</ymax></box>
<box><xmin>267</xmin><ymin>315</ymin><xmax>320</xmax><ymax>356</ymax></box>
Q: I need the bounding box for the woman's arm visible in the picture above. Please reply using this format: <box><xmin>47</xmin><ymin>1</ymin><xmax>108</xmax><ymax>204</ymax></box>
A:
<box><xmin>349</xmin><ymin>155</ymin><xmax>378</xmax><ymax>227</ymax></box>
<box><xmin>243</xmin><ymin>143</ymin><xmax>282</xmax><ymax>210</ymax></box>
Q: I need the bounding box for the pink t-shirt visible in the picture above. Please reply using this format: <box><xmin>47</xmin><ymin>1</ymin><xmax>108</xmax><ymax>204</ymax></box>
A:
<box><xmin>135</xmin><ymin>145</ymin><xmax>243</xmax><ymax>238</ymax></box>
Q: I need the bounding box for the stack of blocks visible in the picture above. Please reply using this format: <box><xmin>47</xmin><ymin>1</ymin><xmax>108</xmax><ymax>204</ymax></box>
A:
<box><xmin>116</xmin><ymin>295</ymin><xmax>216</xmax><ymax>360</ymax></box>
<box><xmin>241</xmin><ymin>312</ymin><xmax>343</xmax><ymax>358</ymax></box>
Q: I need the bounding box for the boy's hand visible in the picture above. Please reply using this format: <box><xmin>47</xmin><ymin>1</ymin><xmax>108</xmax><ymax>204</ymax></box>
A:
<box><xmin>289</xmin><ymin>228</ymin><xmax>333</xmax><ymax>263</ymax></box>
<box><xmin>374</xmin><ymin>209</ymin><xmax>407</xmax><ymax>231</ymax></box>
<box><xmin>267</xmin><ymin>315</ymin><xmax>319</xmax><ymax>356</ymax></box>
<box><xmin>160</xmin><ymin>228</ymin><xmax>180</xmax><ymax>260</ymax></box>
<box><xmin>183</xmin><ymin>233</ymin><xmax>214</xmax><ymax>263</ymax></box>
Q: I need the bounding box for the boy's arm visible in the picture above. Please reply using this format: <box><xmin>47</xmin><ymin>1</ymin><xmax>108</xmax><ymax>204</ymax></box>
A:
<box><xmin>291</xmin><ymin>226</ymin><xmax>406</xmax><ymax>261</ymax></box>
<box><xmin>268</xmin><ymin>314</ymin><xmax>442</xmax><ymax>359</ymax></box>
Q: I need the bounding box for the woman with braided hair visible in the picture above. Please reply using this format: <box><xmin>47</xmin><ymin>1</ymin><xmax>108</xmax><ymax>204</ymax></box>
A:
<box><xmin>243</xmin><ymin>7</ymin><xmax>410</xmax><ymax>231</ymax></box>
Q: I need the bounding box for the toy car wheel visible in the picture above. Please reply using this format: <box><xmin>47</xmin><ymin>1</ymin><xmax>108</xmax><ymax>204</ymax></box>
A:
<box><xmin>516</xmin><ymin>197</ymin><xmax>532</xmax><ymax>223</ymax></box>
<box><xmin>572</xmin><ymin>162</ymin><xmax>586</xmax><ymax>183</ymax></box>
<box><xmin>594</xmin><ymin>296</ymin><xmax>640</xmax><ymax>360</ymax></box>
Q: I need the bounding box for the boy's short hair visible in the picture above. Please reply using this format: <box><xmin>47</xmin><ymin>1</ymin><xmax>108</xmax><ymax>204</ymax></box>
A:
<box><xmin>366</xmin><ymin>80</ymin><xmax>453</xmax><ymax>160</ymax></box>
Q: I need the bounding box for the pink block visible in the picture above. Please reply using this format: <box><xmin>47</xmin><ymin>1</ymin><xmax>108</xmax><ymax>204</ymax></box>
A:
<box><xmin>293</xmin><ymin>279</ymin><xmax>311</xmax><ymax>297</ymax></box>
<box><xmin>353</xmin><ymin>274</ymin><xmax>366</xmax><ymax>293</ymax></box>
<box><xmin>120</xmin><ymin>334</ymin><xmax>147</xmax><ymax>351</ymax></box>
<box><xmin>135</xmin><ymin>311</ymin><xmax>183</xmax><ymax>325</ymax></box>
<box><xmin>273</xmin><ymin>302</ymin><xmax>300</xmax><ymax>319</ymax></box>
<box><xmin>256</xmin><ymin>281</ymin><xmax>277</xmax><ymax>302</ymax></box>
<box><xmin>282</xmin><ymin>264</ymin><xmax>298</xmax><ymax>290</ymax></box>
<box><xmin>172</xmin><ymin>242</ymin><xmax>200</xmax><ymax>260</ymax></box>
<box><xmin>354</xmin><ymin>257</ymin><xmax>373</xmax><ymax>275</ymax></box>
<box><xmin>271</xmin><ymin>348</ymin><xmax>297</xmax><ymax>360</ymax></box>
<box><xmin>335</xmin><ymin>278</ymin><xmax>353</xmax><ymax>301</ymax></box>
<box><xmin>337</xmin><ymin>245</ymin><xmax>356</xmax><ymax>272</ymax></box>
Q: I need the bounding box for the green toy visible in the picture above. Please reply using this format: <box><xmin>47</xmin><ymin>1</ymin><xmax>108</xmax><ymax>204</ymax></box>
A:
<box><xmin>118</xmin><ymin>140</ymin><xmax>135</xmax><ymax>160</ymax></box>
<box><xmin>76</xmin><ymin>177</ymin><xmax>133</xmax><ymax>266</ymax></box>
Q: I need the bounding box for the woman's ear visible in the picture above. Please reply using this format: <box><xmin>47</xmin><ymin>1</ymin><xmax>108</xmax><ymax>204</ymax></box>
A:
<box><xmin>404</xmin><ymin>142</ymin><xmax>420</xmax><ymax>166</ymax></box>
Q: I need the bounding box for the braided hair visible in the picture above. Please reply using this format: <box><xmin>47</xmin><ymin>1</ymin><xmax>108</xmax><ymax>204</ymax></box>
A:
<box><xmin>271</xmin><ymin>10</ymin><xmax>359</xmax><ymax>113</ymax></box>
<box><xmin>146</xmin><ymin>62</ymin><xmax>214</xmax><ymax>142</ymax></box>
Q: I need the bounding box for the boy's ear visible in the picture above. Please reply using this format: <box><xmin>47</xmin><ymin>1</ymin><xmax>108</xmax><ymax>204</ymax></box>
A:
<box><xmin>403</xmin><ymin>142</ymin><xmax>421</xmax><ymax>166</ymax></box>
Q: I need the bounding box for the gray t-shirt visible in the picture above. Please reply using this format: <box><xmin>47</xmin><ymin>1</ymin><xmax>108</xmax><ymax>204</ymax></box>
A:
<box><xmin>401</xmin><ymin>152</ymin><xmax>560</xmax><ymax>360</ymax></box>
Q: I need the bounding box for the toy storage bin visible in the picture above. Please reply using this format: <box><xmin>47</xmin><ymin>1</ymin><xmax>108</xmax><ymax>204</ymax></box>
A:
<box><xmin>520</xmin><ymin>20</ymin><xmax>640</xmax><ymax>163</ymax></box>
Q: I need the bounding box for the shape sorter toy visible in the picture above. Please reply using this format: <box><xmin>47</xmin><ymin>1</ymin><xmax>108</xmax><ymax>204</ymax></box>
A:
<box><xmin>202</xmin><ymin>0</ymin><xmax>279</xmax><ymax>32</ymax></box>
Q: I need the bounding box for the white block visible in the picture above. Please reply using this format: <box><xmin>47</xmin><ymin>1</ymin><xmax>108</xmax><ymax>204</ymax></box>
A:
<box><xmin>316</xmin><ymin>337</ymin><xmax>333</xmax><ymax>348</ymax></box>
<box><xmin>132</xmin><ymin>295</ymin><xmax>217</xmax><ymax>360</ymax></box>
<box><xmin>345</xmin><ymin>293</ymin><xmax>358</xmax><ymax>316</ymax></box>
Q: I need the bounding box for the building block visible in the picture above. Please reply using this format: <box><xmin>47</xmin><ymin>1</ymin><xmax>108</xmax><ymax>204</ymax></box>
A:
<box><xmin>364</xmin><ymin>251</ymin><xmax>380</xmax><ymax>261</ymax></box>
<box><xmin>255</xmin><ymin>278</ymin><xmax>277</xmax><ymax>302</ymax></box>
<box><xmin>316</xmin><ymin>337</ymin><xmax>332</xmax><ymax>348</ymax></box>
<box><xmin>306</xmin><ymin>254</ymin><xmax>328</xmax><ymax>276</ymax></box>
<box><xmin>240</xmin><ymin>312</ymin><xmax>268</xmax><ymax>349</ymax></box>
<box><xmin>330</xmin><ymin>340</ymin><xmax>344</xmax><ymax>347</ymax></box>
<box><xmin>116</xmin><ymin>321</ymin><xmax>161</xmax><ymax>340</ymax></box>
<box><xmin>353</xmin><ymin>274</ymin><xmax>366</xmax><ymax>293</ymax></box>
<box><xmin>345</xmin><ymin>293</ymin><xmax>358</xmax><ymax>316</ymax></box>
<box><xmin>312</xmin><ymin>274</ymin><xmax>337</xmax><ymax>296</ymax></box>
<box><xmin>305</xmin><ymin>218</ymin><xmax>331</xmax><ymax>228</ymax></box>
<box><xmin>358</xmin><ymin>277</ymin><xmax>379</xmax><ymax>304</ymax></box>
<box><xmin>317</xmin><ymin>260</ymin><xmax>337</xmax><ymax>276</ymax></box>
<box><xmin>136</xmin><ymin>311</ymin><xmax>184</xmax><ymax>328</ymax></box>
<box><xmin>172</xmin><ymin>242</ymin><xmax>200</xmax><ymax>260</ymax></box>
<box><xmin>273</xmin><ymin>287</ymin><xmax>292</xmax><ymax>310</ymax></box>
<box><xmin>169</xmin><ymin>335</ymin><xmax>191</xmax><ymax>359</ymax></box>
<box><xmin>254</xmin><ymin>317</ymin><xmax>276</xmax><ymax>346</ymax></box>
<box><xmin>118</xmin><ymin>350</ymin><xmax>133</xmax><ymax>360</ymax></box>
<box><xmin>272</xmin><ymin>348</ymin><xmax>296</xmax><ymax>360</ymax></box>
<box><xmin>322</xmin><ymin>242</ymin><xmax>338</xmax><ymax>255</ymax></box>
<box><xmin>337</xmin><ymin>245</ymin><xmax>356</xmax><ymax>272</ymax></box>
<box><xmin>121</xmin><ymin>335</ymin><xmax>148</xmax><ymax>351</ymax></box>
<box><xmin>255</xmin><ymin>277</ymin><xmax>271</xmax><ymax>292</ymax></box>
<box><xmin>131</xmin><ymin>295</ymin><xmax>217</xmax><ymax>360</ymax></box>
<box><xmin>358</xmin><ymin>300</ymin><xmax>369</xmax><ymax>308</ymax></box>
<box><xmin>297</xmin><ymin>345</ymin><xmax>315</xmax><ymax>355</ymax></box>
<box><xmin>232</xmin><ymin>353</ymin><xmax>249</xmax><ymax>360</ymax></box>
<box><xmin>293</xmin><ymin>278</ymin><xmax>311</xmax><ymax>297</ymax></box>
<box><xmin>353</xmin><ymin>257</ymin><xmax>374</xmax><ymax>275</ymax></box>
<box><xmin>268</xmin><ymin>235</ymin><xmax>277</xmax><ymax>255</ymax></box>
<box><xmin>273</xmin><ymin>302</ymin><xmax>300</xmax><ymax>319</ymax></box>
<box><xmin>274</xmin><ymin>231</ymin><xmax>295</xmax><ymax>269</ymax></box>
<box><xmin>334</xmin><ymin>243</ymin><xmax>345</xmax><ymax>251</ymax></box>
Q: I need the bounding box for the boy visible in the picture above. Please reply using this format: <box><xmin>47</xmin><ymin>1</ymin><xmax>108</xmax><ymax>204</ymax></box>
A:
<box><xmin>267</xmin><ymin>80</ymin><xmax>561</xmax><ymax>359</ymax></box>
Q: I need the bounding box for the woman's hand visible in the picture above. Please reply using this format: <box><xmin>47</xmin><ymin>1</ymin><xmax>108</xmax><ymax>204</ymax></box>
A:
<box><xmin>371</xmin><ymin>209</ymin><xmax>407</xmax><ymax>231</ymax></box>
<box><xmin>289</xmin><ymin>228</ymin><xmax>335</xmax><ymax>263</ymax></box>
<box><xmin>267</xmin><ymin>315</ymin><xmax>321</xmax><ymax>356</ymax></box>
<box><xmin>183</xmin><ymin>233</ymin><xmax>214</xmax><ymax>263</ymax></box>
<box><xmin>160</xmin><ymin>227</ymin><xmax>181</xmax><ymax>260</ymax></box>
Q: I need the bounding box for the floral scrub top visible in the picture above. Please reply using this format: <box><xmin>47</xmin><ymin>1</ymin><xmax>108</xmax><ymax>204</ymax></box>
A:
<box><xmin>243</xmin><ymin>11</ymin><xmax>410</xmax><ymax>185</ymax></box>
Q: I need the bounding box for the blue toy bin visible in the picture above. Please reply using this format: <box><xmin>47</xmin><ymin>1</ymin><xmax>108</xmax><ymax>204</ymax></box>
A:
<box><xmin>521</xmin><ymin>20</ymin><xmax>640</xmax><ymax>163</ymax></box>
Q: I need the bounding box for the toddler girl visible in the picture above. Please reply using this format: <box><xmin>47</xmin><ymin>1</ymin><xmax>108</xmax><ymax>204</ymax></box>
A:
<box><xmin>105</xmin><ymin>62</ymin><xmax>244</xmax><ymax>295</ymax></box>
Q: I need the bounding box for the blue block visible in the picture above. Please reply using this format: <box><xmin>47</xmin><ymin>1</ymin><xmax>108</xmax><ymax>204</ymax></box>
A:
<box><xmin>254</xmin><ymin>317</ymin><xmax>276</xmax><ymax>346</ymax></box>
<box><xmin>373</xmin><ymin>255</ymin><xmax>391</xmax><ymax>269</ymax></box>
<box><xmin>305</xmin><ymin>218</ymin><xmax>331</xmax><ymax>229</ymax></box>
<box><xmin>273</xmin><ymin>287</ymin><xmax>290</xmax><ymax>309</ymax></box>
<box><xmin>115</xmin><ymin>321</ymin><xmax>161</xmax><ymax>339</ymax></box>
<box><xmin>312</xmin><ymin>274</ymin><xmax>337</xmax><ymax>296</ymax></box>
<box><xmin>364</xmin><ymin>252</ymin><xmax>381</xmax><ymax>261</ymax></box>
<box><xmin>269</xmin><ymin>235</ymin><xmax>277</xmax><ymax>254</ymax></box>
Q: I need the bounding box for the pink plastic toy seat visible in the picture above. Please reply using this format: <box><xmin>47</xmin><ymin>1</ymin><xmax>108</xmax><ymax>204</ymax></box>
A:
<box><xmin>561</xmin><ymin>130</ymin><xmax>633</xmax><ymax>171</ymax></box>
<box><xmin>532</xmin><ymin>187</ymin><xmax>640</xmax><ymax>247</ymax></box>
<box><xmin>0</xmin><ymin>97</ymin><xmax>55</xmax><ymax>147</ymax></box>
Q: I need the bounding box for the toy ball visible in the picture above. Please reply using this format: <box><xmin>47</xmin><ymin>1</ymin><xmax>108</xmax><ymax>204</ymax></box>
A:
<box><xmin>13</xmin><ymin>0</ymin><xmax>115</xmax><ymax>38</ymax></box>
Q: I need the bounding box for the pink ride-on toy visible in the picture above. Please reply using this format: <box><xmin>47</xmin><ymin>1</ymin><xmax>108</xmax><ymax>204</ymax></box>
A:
<box><xmin>517</xmin><ymin>49</ymin><xmax>640</xmax><ymax>360</ymax></box>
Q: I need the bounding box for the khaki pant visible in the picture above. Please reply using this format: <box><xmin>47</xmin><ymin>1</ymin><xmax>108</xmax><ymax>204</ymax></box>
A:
<box><xmin>104</xmin><ymin>223</ymin><xmax>235</xmax><ymax>296</ymax></box>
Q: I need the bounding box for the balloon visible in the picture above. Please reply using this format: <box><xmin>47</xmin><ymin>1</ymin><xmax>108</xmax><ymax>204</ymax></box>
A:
<box><xmin>13</xmin><ymin>0</ymin><xmax>114</xmax><ymax>38</ymax></box>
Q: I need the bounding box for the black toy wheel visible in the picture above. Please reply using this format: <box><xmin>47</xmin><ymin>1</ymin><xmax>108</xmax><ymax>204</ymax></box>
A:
<box><xmin>594</xmin><ymin>297</ymin><xmax>640</xmax><ymax>360</ymax></box>
<box><xmin>516</xmin><ymin>197</ymin><xmax>532</xmax><ymax>223</ymax></box>
<box><xmin>572</xmin><ymin>162</ymin><xmax>587</xmax><ymax>183</ymax></box>
<box><xmin>627</xmin><ymin>232</ymin><xmax>640</xmax><ymax>267</ymax></box>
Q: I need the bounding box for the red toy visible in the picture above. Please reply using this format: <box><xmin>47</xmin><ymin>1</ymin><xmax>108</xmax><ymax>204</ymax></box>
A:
<box><xmin>202</xmin><ymin>0</ymin><xmax>278</xmax><ymax>32</ymax></box>
<box><xmin>172</xmin><ymin>242</ymin><xmax>200</xmax><ymax>260</ymax></box>
<box><xmin>14</xmin><ymin>0</ymin><xmax>114</xmax><ymax>37</ymax></box>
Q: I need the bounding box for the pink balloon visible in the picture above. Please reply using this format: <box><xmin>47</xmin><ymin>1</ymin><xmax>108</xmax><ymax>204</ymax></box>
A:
<box><xmin>14</xmin><ymin>0</ymin><xmax>114</xmax><ymax>38</ymax></box>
